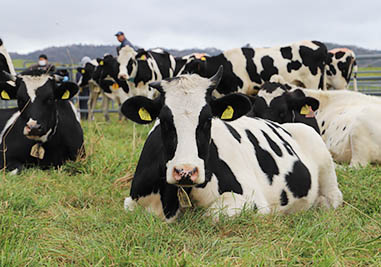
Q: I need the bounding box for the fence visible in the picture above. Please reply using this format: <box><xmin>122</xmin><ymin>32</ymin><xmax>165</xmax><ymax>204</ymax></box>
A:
<box><xmin>1</xmin><ymin>54</ymin><xmax>381</xmax><ymax>113</ymax></box>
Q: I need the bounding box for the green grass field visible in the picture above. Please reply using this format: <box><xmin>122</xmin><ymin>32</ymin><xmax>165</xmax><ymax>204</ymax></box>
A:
<box><xmin>0</xmin><ymin>114</ymin><xmax>380</xmax><ymax>266</ymax></box>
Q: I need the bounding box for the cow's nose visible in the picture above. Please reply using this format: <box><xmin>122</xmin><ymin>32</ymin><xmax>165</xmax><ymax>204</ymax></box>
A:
<box><xmin>118</xmin><ymin>73</ymin><xmax>127</xmax><ymax>80</ymax></box>
<box><xmin>25</xmin><ymin>123</ymin><xmax>42</xmax><ymax>136</ymax></box>
<box><xmin>173</xmin><ymin>165</ymin><xmax>199</xmax><ymax>185</ymax></box>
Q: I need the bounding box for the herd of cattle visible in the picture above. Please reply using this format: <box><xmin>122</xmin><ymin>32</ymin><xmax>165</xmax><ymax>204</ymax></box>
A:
<box><xmin>0</xmin><ymin>37</ymin><xmax>378</xmax><ymax>222</ymax></box>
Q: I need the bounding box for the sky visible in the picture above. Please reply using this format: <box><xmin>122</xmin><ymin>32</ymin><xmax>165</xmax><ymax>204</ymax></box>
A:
<box><xmin>1</xmin><ymin>0</ymin><xmax>381</xmax><ymax>54</ymax></box>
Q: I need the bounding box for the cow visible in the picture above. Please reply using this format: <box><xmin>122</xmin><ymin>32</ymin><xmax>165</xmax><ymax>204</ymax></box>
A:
<box><xmin>249</xmin><ymin>79</ymin><xmax>381</xmax><ymax>167</ymax></box>
<box><xmin>182</xmin><ymin>40</ymin><xmax>328</xmax><ymax>96</ymax></box>
<box><xmin>121</xmin><ymin>67</ymin><xmax>342</xmax><ymax>222</ymax></box>
<box><xmin>117</xmin><ymin>46</ymin><xmax>177</xmax><ymax>98</ymax></box>
<box><xmin>173</xmin><ymin>53</ymin><xmax>208</xmax><ymax>76</ymax></box>
<box><xmin>0</xmin><ymin>69</ymin><xmax>84</xmax><ymax>174</ymax></box>
<box><xmin>326</xmin><ymin>48</ymin><xmax>358</xmax><ymax>91</ymax></box>
<box><xmin>77</xmin><ymin>57</ymin><xmax>128</xmax><ymax>121</ymax></box>
<box><xmin>0</xmin><ymin>39</ymin><xmax>16</xmax><ymax>82</ymax></box>
<box><xmin>249</xmin><ymin>77</ymin><xmax>321</xmax><ymax>134</ymax></box>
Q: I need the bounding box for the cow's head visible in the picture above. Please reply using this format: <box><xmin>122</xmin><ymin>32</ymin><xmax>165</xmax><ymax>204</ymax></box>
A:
<box><xmin>251</xmin><ymin>81</ymin><xmax>320</xmax><ymax>131</ymax></box>
<box><xmin>93</xmin><ymin>55</ymin><xmax>129</xmax><ymax>94</ymax></box>
<box><xmin>117</xmin><ymin>46</ymin><xmax>139</xmax><ymax>81</ymax></box>
<box><xmin>77</xmin><ymin>62</ymin><xmax>96</xmax><ymax>87</ymax></box>
<box><xmin>121</xmin><ymin>67</ymin><xmax>251</xmax><ymax>186</ymax></box>
<box><xmin>182</xmin><ymin>55</ymin><xmax>208</xmax><ymax>75</ymax></box>
<box><xmin>0</xmin><ymin>70</ymin><xmax>78</xmax><ymax>142</ymax></box>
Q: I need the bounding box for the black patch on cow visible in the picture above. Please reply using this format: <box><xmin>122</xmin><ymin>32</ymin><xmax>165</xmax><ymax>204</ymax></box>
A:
<box><xmin>285</xmin><ymin>160</ymin><xmax>311</xmax><ymax>198</ymax></box>
<box><xmin>261</xmin><ymin>81</ymin><xmax>289</xmax><ymax>93</ymax></box>
<box><xmin>335</xmin><ymin>51</ymin><xmax>345</xmax><ymax>59</ymax></box>
<box><xmin>264</xmin><ymin>122</ymin><xmax>296</xmax><ymax>156</ymax></box>
<box><xmin>328</xmin><ymin>64</ymin><xmax>336</xmax><ymax>76</ymax></box>
<box><xmin>159</xmin><ymin>106</ymin><xmax>177</xmax><ymax>161</ymax></box>
<box><xmin>287</xmin><ymin>61</ymin><xmax>302</xmax><ymax>73</ymax></box>
<box><xmin>246</xmin><ymin>130</ymin><xmax>279</xmax><ymax>184</ymax></box>
<box><xmin>280</xmin><ymin>190</ymin><xmax>289</xmax><ymax>206</ymax></box>
<box><xmin>260</xmin><ymin>56</ymin><xmax>279</xmax><ymax>82</ymax></box>
<box><xmin>299</xmin><ymin>41</ymin><xmax>327</xmax><ymax>76</ymax></box>
<box><xmin>224</xmin><ymin>122</ymin><xmax>241</xmax><ymax>143</ymax></box>
<box><xmin>127</xmin><ymin>60</ymin><xmax>134</xmax><ymax>75</ymax></box>
<box><xmin>241</xmin><ymin>48</ymin><xmax>262</xmax><ymax>84</ymax></box>
<box><xmin>261</xmin><ymin>130</ymin><xmax>282</xmax><ymax>157</ymax></box>
<box><xmin>280</xmin><ymin>47</ymin><xmax>292</xmax><ymax>60</ymax></box>
<box><xmin>343</xmin><ymin>126</ymin><xmax>346</xmax><ymax>131</ymax></box>
<box><xmin>160</xmin><ymin>184</ymin><xmax>180</xmax><ymax>219</ymax></box>
<box><xmin>321</xmin><ymin>120</ymin><xmax>325</xmax><ymax>127</ymax></box>
<box><xmin>207</xmin><ymin>140</ymin><xmax>243</xmax><ymax>195</ymax></box>
<box><xmin>338</xmin><ymin>56</ymin><xmax>353</xmax><ymax>83</ymax></box>
<box><xmin>265</xmin><ymin>120</ymin><xmax>292</xmax><ymax>137</ymax></box>
<box><xmin>196</xmin><ymin>105</ymin><xmax>213</xmax><ymax>161</ymax></box>
<box><xmin>318</xmin><ymin>71</ymin><xmax>325</xmax><ymax>90</ymax></box>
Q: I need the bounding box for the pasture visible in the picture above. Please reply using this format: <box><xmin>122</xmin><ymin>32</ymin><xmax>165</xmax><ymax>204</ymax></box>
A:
<box><xmin>0</xmin><ymin>114</ymin><xmax>380</xmax><ymax>266</ymax></box>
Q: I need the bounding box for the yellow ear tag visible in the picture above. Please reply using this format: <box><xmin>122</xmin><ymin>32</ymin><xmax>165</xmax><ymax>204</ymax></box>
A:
<box><xmin>221</xmin><ymin>105</ymin><xmax>234</xmax><ymax>120</ymax></box>
<box><xmin>112</xmin><ymin>83</ymin><xmax>119</xmax><ymax>90</ymax></box>
<box><xmin>30</xmin><ymin>143</ymin><xmax>45</xmax><ymax>159</ymax></box>
<box><xmin>81</xmin><ymin>69</ymin><xmax>86</xmax><ymax>74</ymax></box>
<box><xmin>61</xmin><ymin>90</ymin><xmax>70</xmax><ymax>100</ymax></box>
<box><xmin>300</xmin><ymin>105</ymin><xmax>310</xmax><ymax>115</ymax></box>
<box><xmin>1</xmin><ymin>90</ymin><xmax>10</xmax><ymax>100</ymax></box>
<box><xmin>138</xmin><ymin>107</ymin><xmax>152</xmax><ymax>121</ymax></box>
<box><xmin>201</xmin><ymin>56</ymin><xmax>206</xmax><ymax>61</ymax></box>
<box><xmin>140</xmin><ymin>55</ymin><xmax>147</xmax><ymax>60</ymax></box>
<box><xmin>99</xmin><ymin>60</ymin><xmax>104</xmax><ymax>66</ymax></box>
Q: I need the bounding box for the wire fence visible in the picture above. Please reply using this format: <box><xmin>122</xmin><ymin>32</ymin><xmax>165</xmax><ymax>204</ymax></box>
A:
<box><xmin>1</xmin><ymin>54</ymin><xmax>381</xmax><ymax>112</ymax></box>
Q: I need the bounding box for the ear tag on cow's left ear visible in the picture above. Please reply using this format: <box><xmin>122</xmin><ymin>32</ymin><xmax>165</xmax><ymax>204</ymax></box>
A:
<box><xmin>201</xmin><ymin>56</ymin><xmax>206</xmax><ymax>61</ymax></box>
<box><xmin>81</xmin><ymin>69</ymin><xmax>85</xmax><ymax>74</ymax></box>
<box><xmin>112</xmin><ymin>83</ymin><xmax>119</xmax><ymax>90</ymax></box>
<box><xmin>138</xmin><ymin>107</ymin><xmax>152</xmax><ymax>121</ymax></box>
<box><xmin>99</xmin><ymin>60</ymin><xmax>104</xmax><ymax>66</ymax></box>
<box><xmin>221</xmin><ymin>105</ymin><xmax>234</xmax><ymax>120</ymax></box>
<box><xmin>178</xmin><ymin>187</ymin><xmax>192</xmax><ymax>208</ymax></box>
<box><xmin>30</xmin><ymin>144</ymin><xmax>45</xmax><ymax>160</ymax></box>
<box><xmin>140</xmin><ymin>55</ymin><xmax>147</xmax><ymax>60</ymax></box>
<box><xmin>300</xmin><ymin>105</ymin><xmax>310</xmax><ymax>115</ymax></box>
<box><xmin>61</xmin><ymin>90</ymin><xmax>70</xmax><ymax>100</ymax></box>
<box><xmin>1</xmin><ymin>90</ymin><xmax>10</xmax><ymax>100</ymax></box>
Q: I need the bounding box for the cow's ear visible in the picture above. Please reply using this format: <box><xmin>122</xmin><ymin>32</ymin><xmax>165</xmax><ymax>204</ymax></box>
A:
<box><xmin>0</xmin><ymin>82</ymin><xmax>18</xmax><ymax>100</ymax></box>
<box><xmin>210</xmin><ymin>93</ymin><xmax>252</xmax><ymax>121</ymax></box>
<box><xmin>286</xmin><ymin>90</ymin><xmax>320</xmax><ymax>112</ymax></box>
<box><xmin>121</xmin><ymin>96</ymin><xmax>162</xmax><ymax>124</ymax></box>
<box><xmin>55</xmin><ymin>82</ymin><xmax>79</xmax><ymax>100</ymax></box>
<box><xmin>96</xmin><ymin>58</ymin><xmax>104</xmax><ymax>66</ymax></box>
<box><xmin>77</xmin><ymin>67</ymin><xmax>86</xmax><ymax>75</ymax></box>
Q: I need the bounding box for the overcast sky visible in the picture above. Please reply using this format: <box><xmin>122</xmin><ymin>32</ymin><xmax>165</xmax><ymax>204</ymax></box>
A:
<box><xmin>1</xmin><ymin>0</ymin><xmax>381</xmax><ymax>54</ymax></box>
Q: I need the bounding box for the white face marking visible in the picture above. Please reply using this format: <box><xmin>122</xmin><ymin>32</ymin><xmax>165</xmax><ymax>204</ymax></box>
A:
<box><xmin>163</xmin><ymin>74</ymin><xmax>212</xmax><ymax>185</ymax></box>
<box><xmin>118</xmin><ymin>46</ymin><xmax>137</xmax><ymax>78</ymax></box>
<box><xmin>0</xmin><ymin>44</ymin><xmax>16</xmax><ymax>76</ymax></box>
<box><xmin>258</xmin><ymin>87</ymin><xmax>285</xmax><ymax>106</ymax></box>
<box><xmin>21</xmin><ymin>75</ymin><xmax>50</xmax><ymax>102</ymax></box>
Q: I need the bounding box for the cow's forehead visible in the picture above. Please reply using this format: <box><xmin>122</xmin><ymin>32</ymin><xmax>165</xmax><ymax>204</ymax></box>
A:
<box><xmin>258</xmin><ymin>87</ymin><xmax>286</xmax><ymax>106</ymax></box>
<box><xmin>162</xmin><ymin>74</ymin><xmax>211</xmax><ymax>114</ymax></box>
<box><xmin>20</xmin><ymin>75</ymin><xmax>51</xmax><ymax>101</ymax></box>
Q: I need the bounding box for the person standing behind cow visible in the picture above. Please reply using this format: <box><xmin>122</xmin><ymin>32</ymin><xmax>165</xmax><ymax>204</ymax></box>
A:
<box><xmin>28</xmin><ymin>54</ymin><xmax>56</xmax><ymax>73</ymax></box>
<box><xmin>115</xmin><ymin>31</ymin><xmax>137</xmax><ymax>55</ymax></box>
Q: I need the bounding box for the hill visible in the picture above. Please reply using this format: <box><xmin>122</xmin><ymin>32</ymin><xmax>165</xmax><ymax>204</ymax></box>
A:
<box><xmin>9</xmin><ymin>42</ymin><xmax>381</xmax><ymax>67</ymax></box>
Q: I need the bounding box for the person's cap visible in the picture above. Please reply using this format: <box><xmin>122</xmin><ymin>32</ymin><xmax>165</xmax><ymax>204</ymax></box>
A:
<box><xmin>39</xmin><ymin>54</ymin><xmax>48</xmax><ymax>60</ymax></box>
<box><xmin>115</xmin><ymin>31</ymin><xmax>124</xmax><ymax>36</ymax></box>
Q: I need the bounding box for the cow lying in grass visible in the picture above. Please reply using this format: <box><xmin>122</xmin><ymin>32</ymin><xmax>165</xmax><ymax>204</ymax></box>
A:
<box><xmin>121</xmin><ymin>67</ymin><xmax>342</xmax><ymax>222</ymax></box>
<box><xmin>0</xmin><ymin>70</ymin><xmax>84</xmax><ymax>173</ymax></box>
<box><xmin>252</xmin><ymin>78</ymin><xmax>381</xmax><ymax>167</ymax></box>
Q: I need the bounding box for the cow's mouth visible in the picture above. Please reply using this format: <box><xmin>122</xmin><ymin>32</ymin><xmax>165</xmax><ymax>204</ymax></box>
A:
<box><xmin>23</xmin><ymin>126</ymin><xmax>51</xmax><ymax>142</ymax></box>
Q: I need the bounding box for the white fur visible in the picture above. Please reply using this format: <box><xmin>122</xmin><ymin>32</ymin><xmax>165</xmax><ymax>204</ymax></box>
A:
<box><xmin>22</xmin><ymin>75</ymin><xmax>50</xmax><ymax>102</ymax></box>
<box><xmin>0</xmin><ymin>111</ymin><xmax>20</xmax><ymax>142</ymax></box>
<box><xmin>304</xmin><ymin>89</ymin><xmax>381</xmax><ymax>166</ymax></box>
<box><xmin>0</xmin><ymin>42</ymin><xmax>16</xmax><ymax>76</ymax></box>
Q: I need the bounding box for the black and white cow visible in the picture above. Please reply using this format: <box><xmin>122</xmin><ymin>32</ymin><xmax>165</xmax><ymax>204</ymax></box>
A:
<box><xmin>117</xmin><ymin>46</ymin><xmax>177</xmax><ymax>98</ymax></box>
<box><xmin>249</xmin><ymin>79</ymin><xmax>381</xmax><ymax>167</ymax></box>
<box><xmin>250</xmin><ymin>78</ymin><xmax>321</xmax><ymax>134</ymax></box>
<box><xmin>78</xmin><ymin>57</ymin><xmax>129</xmax><ymax>121</ymax></box>
<box><xmin>0</xmin><ymin>70</ymin><xmax>84</xmax><ymax>173</ymax></box>
<box><xmin>326</xmin><ymin>48</ymin><xmax>358</xmax><ymax>90</ymax></box>
<box><xmin>0</xmin><ymin>39</ymin><xmax>16</xmax><ymax>82</ymax></box>
<box><xmin>121</xmin><ymin>67</ymin><xmax>342</xmax><ymax>222</ymax></box>
<box><xmin>182</xmin><ymin>40</ymin><xmax>328</xmax><ymax>96</ymax></box>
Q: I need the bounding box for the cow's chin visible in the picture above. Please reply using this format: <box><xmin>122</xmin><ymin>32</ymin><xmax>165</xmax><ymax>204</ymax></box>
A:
<box><xmin>24</xmin><ymin>127</ymin><xmax>52</xmax><ymax>143</ymax></box>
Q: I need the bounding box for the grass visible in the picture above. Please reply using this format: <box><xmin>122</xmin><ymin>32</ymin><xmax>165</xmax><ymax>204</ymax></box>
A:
<box><xmin>0</xmin><ymin>114</ymin><xmax>380</xmax><ymax>266</ymax></box>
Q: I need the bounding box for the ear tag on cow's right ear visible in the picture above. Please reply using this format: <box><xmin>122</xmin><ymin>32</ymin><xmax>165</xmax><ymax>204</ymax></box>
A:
<box><xmin>99</xmin><ymin>60</ymin><xmax>104</xmax><ymax>66</ymax></box>
<box><xmin>300</xmin><ymin>105</ymin><xmax>310</xmax><ymax>115</ymax></box>
<box><xmin>221</xmin><ymin>105</ymin><xmax>234</xmax><ymax>120</ymax></box>
<box><xmin>1</xmin><ymin>90</ymin><xmax>10</xmax><ymax>100</ymax></box>
<box><xmin>200</xmin><ymin>56</ymin><xmax>206</xmax><ymax>61</ymax></box>
<box><xmin>112</xmin><ymin>83</ymin><xmax>119</xmax><ymax>90</ymax></box>
<box><xmin>30</xmin><ymin>144</ymin><xmax>45</xmax><ymax>160</ymax></box>
<box><xmin>138</xmin><ymin>107</ymin><xmax>152</xmax><ymax>121</ymax></box>
<box><xmin>140</xmin><ymin>55</ymin><xmax>147</xmax><ymax>60</ymax></box>
<box><xmin>61</xmin><ymin>90</ymin><xmax>70</xmax><ymax>100</ymax></box>
<box><xmin>81</xmin><ymin>69</ymin><xmax>85</xmax><ymax>74</ymax></box>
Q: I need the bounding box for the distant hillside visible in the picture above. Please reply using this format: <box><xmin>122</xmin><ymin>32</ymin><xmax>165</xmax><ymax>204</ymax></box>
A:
<box><xmin>9</xmin><ymin>42</ymin><xmax>381</xmax><ymax>67</ymax></box>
